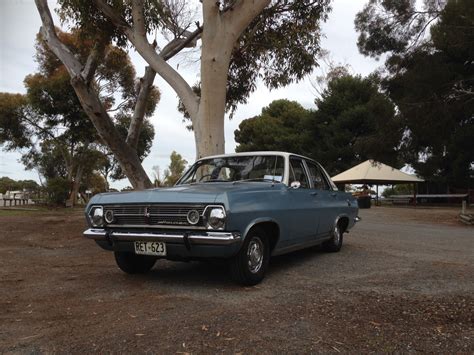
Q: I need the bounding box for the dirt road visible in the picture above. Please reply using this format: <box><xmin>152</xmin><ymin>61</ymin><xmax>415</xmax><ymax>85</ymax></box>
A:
<box><xmin>0</xmin><ymin>207</ymin><xmax>473</xmax><ymax>353</ymax></box>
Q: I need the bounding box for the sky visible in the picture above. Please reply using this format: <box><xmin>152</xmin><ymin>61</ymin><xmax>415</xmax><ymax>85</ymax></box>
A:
<box><xmin>0</xmin><ymin>0</ymin><xmax>382</xmax><ymax>189</ymax></box>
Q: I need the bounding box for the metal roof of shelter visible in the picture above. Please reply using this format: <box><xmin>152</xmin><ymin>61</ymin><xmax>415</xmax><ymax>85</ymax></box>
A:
<box><xmin>331</xmin><ymin>160</ymin><xmax>424</xmax><ymax>185</ymax></box>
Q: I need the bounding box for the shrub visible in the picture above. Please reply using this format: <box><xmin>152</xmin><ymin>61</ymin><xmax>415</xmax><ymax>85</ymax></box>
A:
<box><xmin>46</xmin><ymin>177</ymin><xmax>70</xmax><ymax>205</ymax></box>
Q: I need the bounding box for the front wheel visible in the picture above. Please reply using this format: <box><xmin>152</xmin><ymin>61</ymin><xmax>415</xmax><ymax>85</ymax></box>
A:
<box><xmin>114</xmin><ymin>251</ymin><xmax>157</xmax><ymax>274</ymax></box>
<box><xmin>322</xmin><ymin>223</ymin><xmax>343</xmax><ymax>252</ymax></box>
<box><xmin>229</xmin><ymin>227</ymin><xmax>270</xmax><ymax>286</ymax></box>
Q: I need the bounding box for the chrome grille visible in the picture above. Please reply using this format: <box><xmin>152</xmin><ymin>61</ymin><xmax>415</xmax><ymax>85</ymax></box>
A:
<box><xmin>104</xmin><ymin>204</ymin><xmax>206</xmax><ymax>228</ymax></box>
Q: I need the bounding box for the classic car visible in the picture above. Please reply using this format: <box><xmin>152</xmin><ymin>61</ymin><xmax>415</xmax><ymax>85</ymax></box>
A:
<box><xmin>84</xmin><ymin>152</ymin><xmax>359</xmax><ymax>285</ymax></box>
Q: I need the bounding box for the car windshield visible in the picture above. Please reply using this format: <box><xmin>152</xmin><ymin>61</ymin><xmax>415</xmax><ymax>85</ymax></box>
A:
<box><xmin>177</xmin><ymin>155</ymin><xmax>285</xmax><ymax>185</ymax></box>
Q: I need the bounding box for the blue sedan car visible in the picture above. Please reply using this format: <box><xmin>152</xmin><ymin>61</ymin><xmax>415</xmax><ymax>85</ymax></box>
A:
<box><xmin>84</xmin><ymin>152</ymin><xmax>359</xmax><ymax>285</ymax></box>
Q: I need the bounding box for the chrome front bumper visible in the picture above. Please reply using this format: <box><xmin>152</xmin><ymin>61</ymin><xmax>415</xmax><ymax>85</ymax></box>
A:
<box><xmin>83</xmin><ymin>228</ymin><xmax>242</xmax><ymax>246</ymax></box>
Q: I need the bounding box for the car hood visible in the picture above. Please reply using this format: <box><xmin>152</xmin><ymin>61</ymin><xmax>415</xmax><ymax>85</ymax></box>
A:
<box><xmin>88</xmin><ymin>182</ymin><xmax>286</xmax><ymax>206</ymax></box>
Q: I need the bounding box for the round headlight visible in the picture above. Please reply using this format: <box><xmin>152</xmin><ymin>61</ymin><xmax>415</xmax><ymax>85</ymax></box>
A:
<box><xmin>207</xmin><ymin>207</ymin><xmax>226</xmax><ymax>230</ymax></box>
<box><xmin>187</xmin><ymin>209</ymin><xmax>200</xmax><ymax>225</ymax></box>
<box><xmin>90</xmin><ymin>206</ymin><xmax>103</xmax><ymax>227</ymax></box>
<box><xmin>104</xmin><ymin>209</ymin><xmax>114</xmax><ymax>224</ymax></box>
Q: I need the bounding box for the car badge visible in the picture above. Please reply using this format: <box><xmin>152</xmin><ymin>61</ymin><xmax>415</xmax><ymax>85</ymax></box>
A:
<box><xmin>144</xmin><ymin>207</ymin><xmax>151</xmax><ymax>224</ymax></box>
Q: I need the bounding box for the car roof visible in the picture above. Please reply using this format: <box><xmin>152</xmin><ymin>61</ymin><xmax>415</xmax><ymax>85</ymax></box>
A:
<box><xmin>199</xmin><ymin>151</ymin><xmax>319</xmax><ymax>164</ymax></box>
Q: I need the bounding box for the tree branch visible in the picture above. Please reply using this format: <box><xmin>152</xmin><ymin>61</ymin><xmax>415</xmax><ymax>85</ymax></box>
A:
<box><xmin>94</xmin><ymin>0</ymin><xmax>200</xmax><ymax>119</ymax></box>
<box><xmin>221</xmin><ymin>0</ymin><xmax>238</xmax><ymax>13</ymax></box>
<box><xmin>227</xmin><ymin>0</ymin><xmax>271</xmax><ymax>38</ymax></box>
<box><xmin>131</xmin><ymin>0</ymin><xmax>147</xmax><ymax>37</ymax></box>
<box><xmin>34</xmin><ymin>0</ymin><xmax>83</xmax><ymax>77</ymax></box>
<box><xmin>82</xmin><ymin>41</ymin><xmax>106</xmax><ymax>84</ymax></box>
<box><xmin>126</xmin><ymin>66</ymin><xmax>156</xmax><ymax>150</ymax></box>
<box><xmin>161</xmin><ymin>26</ymin><xmax>203</xmax><ymax>60</ymax></box>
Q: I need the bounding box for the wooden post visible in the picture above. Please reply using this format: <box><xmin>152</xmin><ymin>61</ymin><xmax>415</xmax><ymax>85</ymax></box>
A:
<box><xmin>413</xmin><ymin>183</ymin><xmax>417</xmax><ymax>207</ymax></box>
<box><xmin>376</xmin><ymin>184</ymin><xmax>379</xmax><ymax>206</ymax></box>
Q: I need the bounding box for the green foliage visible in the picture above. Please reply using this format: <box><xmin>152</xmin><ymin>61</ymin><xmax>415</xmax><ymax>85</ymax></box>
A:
<box><xmin>235</xmin><ymin>99</ymin><xmax>309</xmax><ymax>154</ymax></box>
<box><xmin>355</xmin><ymin>0</ymin><xmax>473</xmax><ymax>188</ymax></box>
<box><xmin>21</xmin><ymin>140</ymin><xmax>69</xmax><ymax>180</ymax></box>
<box><xmin>235</xmin><ymin>77</ymin><xmax>403</xmax><ymax>176</ymax></box>
<box><xmin>45</xmin><ymin>177</ymin><xmax>70</xmax><ymax>205</ymax></box>
<box><xmin>226</xmin><ymin>0</ymin><xmax>332</xmax><ymax>114</ymax></box>
<box><xmin>84</xmin><ymin>173</ymin><xmax>107</xmax><ymax>194</ymax></box>
<box><xmin>0</xmin><ymin>29</ymin><xmax>159</xmax><ymax>195</ymax></box>
<box><xmin>0</xmin><ymin>93</ymin><xmax>31</xmax><ymax>149</ymax></box>
<box><xmin>383</xmin><ymin>0</ymin><xmax>473</xmax><ymax>187</ymax></box>
<box><xmin>0</xmin><ymin>177</ymin><xmax>40</xmax><ymax>194</ymax></box>
<box><xmin>310</xmin><ymin>75</ymin><xmax>403</xmax><ymax>175</ymax></box>
<box><xmin>107</xmin><ymin>114</ymin><xmax>156</xmax><ymax>181</ymax></box>
<box><xmin>355</xmin><ymin>0</ymin><xmax>443</xmax><ymax>58</ymax></box>
<box><xmin>54</xmin><ymin>0</ymin><xmax>330</xmax><ymax>118</ymax></box>
<box><xmin>163</xmin><ymin>151</ymin><xmax>188</xmax><ymax>187</ymax></box>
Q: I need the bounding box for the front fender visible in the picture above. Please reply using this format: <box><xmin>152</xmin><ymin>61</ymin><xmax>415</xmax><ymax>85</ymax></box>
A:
<box><xmin>242</xmin><ymin>217</ymin><xmax>280</xmax><ymax>243</ymax></box>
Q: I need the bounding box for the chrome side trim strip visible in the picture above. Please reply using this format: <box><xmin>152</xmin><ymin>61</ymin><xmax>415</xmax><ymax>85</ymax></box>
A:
<box><xmin>83</xmin><ymin>229</ymin><xmax>241</xmax><ymax>246</ymax></box>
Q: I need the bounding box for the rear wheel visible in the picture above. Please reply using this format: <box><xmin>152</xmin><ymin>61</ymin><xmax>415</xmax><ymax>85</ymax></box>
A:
<box><xmin>114</xmin><ymin>251</ymin><xmax>157</xmax><ymax>274</ymax></box>
<box><xmin>322</xmin><ymin>222</ymin><xmax>343</xmax><ymax>252</ymax></box>
<box><xmin>229</xmin><ymin>227</ymin><xmax>270</xmax><ymax>286</ymax></box>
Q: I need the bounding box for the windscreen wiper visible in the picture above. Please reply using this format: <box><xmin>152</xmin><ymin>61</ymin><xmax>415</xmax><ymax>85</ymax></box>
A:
<box><xmin>233</xmin><ymin>178</ymin><xmax>279</xmax><ymax>184</ymax></box>
<box><xmin>203</xmin><ymin>179</ymin><xmax>229</xmax><ymax>183</ymax></box>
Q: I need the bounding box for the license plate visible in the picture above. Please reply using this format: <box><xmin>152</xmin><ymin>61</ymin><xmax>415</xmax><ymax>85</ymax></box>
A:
<box><xmin>134</xmin><ymin>241</ymin><xmax>166</xmax><ymax>256</ymax></box>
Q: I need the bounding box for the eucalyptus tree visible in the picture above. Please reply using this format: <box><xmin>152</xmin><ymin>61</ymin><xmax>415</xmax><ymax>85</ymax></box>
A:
<box><xmin>0</xmin><ymin>30</ymin><xmax>158</xmax><ymax>200</ymax></box>
<box><xmin>235</xmin><ymin>76</ymin><xmax>404</xmax><ymax>176</ymax></box>
<box><xmin>355</xmin><ymin>0</ymin><xmax>474</xmax><ymax>187</ymax></box>
<box><xmin>34</xmin><ymin>0</ymin><xmax>331</xmax><ymax>168</ymax></box>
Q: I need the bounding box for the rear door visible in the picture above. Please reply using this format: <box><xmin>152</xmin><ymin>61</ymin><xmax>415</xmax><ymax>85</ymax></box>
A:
<box><xmin>305</xmin><ymin>160</ymin><xmax>337</xmax><ymax>237</ymax></box>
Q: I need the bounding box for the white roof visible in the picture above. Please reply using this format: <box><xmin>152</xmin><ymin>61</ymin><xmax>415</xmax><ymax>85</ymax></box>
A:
<box><xmin>331</xmin><ymin>160</ymin><xmax>424</xmax><ymax>184</ymax></box>
<box><xmin>201</xmin><ymin>151</ymin><xmax>314</xmax><ymax>161</ymax></box>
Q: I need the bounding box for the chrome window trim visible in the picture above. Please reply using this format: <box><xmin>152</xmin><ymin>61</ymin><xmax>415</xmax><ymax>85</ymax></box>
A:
<box><xmin>176</xmin><ymin>154</ymin><xmax>287</xmax><ymax>186</ymax></box>
<box><xmin>289</xmin><ymin>155</ymin><xmax>311</xmax><ymax>189</ymax></box>
<box><xmin>304</xmin><ymin>159</ymin><xmax>331</xmax><ymax>191</ymax></box>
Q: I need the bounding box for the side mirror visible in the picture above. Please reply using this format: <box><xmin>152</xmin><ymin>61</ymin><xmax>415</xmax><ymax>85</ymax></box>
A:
<box><xmin>290</xmin><ymin>181</ymin><xmax>301</xmax><ymax>189</ymax></box>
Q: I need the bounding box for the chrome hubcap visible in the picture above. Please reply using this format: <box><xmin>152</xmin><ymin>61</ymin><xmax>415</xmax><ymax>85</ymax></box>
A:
<box><xmin>247</xmin><ymin>237</ymin><xmax>264</xmax><ymax>274</ymax></box>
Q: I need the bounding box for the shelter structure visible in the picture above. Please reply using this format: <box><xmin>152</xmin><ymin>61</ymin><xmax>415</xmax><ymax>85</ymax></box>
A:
<box><xmin>331</xmin><ymin>160</ymin><xmax>424</xmax><ymax>205</ymax></box>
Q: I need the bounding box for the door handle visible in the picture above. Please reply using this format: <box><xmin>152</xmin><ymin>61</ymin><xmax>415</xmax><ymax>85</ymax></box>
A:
<box><xmin>331</xmin><ymin>192</ymin><xmax>337</xmax><ymax>197</ymax></box>
<box><xmin>310</xmin><ymin>192</ymin><xmax>318</xmax><ymax>196</ymax></box>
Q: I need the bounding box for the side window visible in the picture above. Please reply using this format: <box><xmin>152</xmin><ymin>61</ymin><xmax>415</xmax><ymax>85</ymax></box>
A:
<box><xmin>289</xmin><ymin>158</ymin><xmax>309</xmax><ymax>188</ymax></box>
<box><xmin>306</xmin><ymin>161</ymin><xmax>330</xmax><ymax>190</ymax></box>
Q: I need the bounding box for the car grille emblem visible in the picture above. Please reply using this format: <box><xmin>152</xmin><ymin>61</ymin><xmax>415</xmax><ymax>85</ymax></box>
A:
<box><xmin>144</xmin><ymin>207</ymin><xmax>151</xmax><ymax>224</ymax></box>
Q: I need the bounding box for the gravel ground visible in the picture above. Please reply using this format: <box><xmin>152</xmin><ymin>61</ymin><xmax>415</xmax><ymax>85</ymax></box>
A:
<box><xmin>0</xmin><ymin>206</ymin><xmax>473</xmax><ymax>353</ymax></box>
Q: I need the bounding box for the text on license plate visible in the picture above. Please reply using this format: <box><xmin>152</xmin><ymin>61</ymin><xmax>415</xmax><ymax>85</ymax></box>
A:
<box><xmin>134</xmin><ymin>241</ymin><xmax>166</xmax><ymax>256</ymax></box>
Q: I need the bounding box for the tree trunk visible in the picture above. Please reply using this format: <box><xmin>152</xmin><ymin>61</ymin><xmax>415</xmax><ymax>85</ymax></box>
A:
<box><xmin>194</xmin><ymin>10</ymin><xmax>234</xmax><ymax>159</ymax></box>
<box><xmin>69</xmin><ymin>164</ymin><xmax>84</xmax><ymax>206</ymax></box>
<box><xmin>71</xmin><ymin>78</ymin><xmax>153</xmax><ymax>190</ymax></box>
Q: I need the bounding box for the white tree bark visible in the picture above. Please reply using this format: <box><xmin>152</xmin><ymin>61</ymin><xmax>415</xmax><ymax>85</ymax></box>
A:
<box><xmin>38</xmin><ymin>0</ymin><xmax>274</xmax><ymax>175</ymax></box>
<box><xmin>193</xmin><ymin>0</ymin><xmax>271</xmax><ymax>158</ymax></box>
<box><xmin>126</xmin><ymin>66</ymin><xmax>156</xmax><ymax>150</ymax></box>
<box><xmin>94</xmin><ymin>0</ymin><xmax>200</xmax><ymax>122</ymax></box>
<box><xmin>34</xmin><ymin>0</ymin><xmax>153</xmax><ymax>190</ymax></box>
<box><xmin>95</xmin><ymin>0</ymin><xmax>271</xmax><ymax>159</ymax></box>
